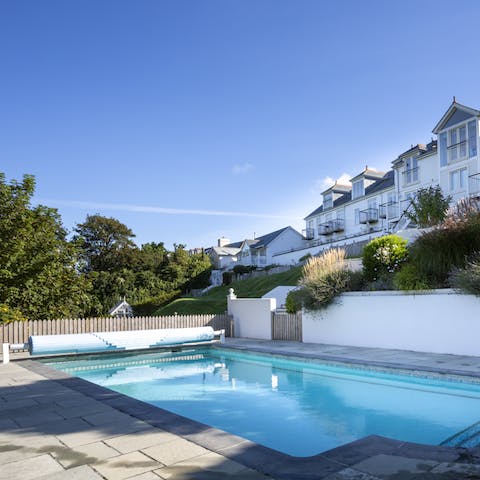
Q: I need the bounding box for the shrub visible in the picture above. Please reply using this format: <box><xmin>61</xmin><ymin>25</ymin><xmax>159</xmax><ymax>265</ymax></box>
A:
<box><xmin>346</xmin><ymin>270</ymin><xmax>365</xmax><ymax>291</ymax></box>
<box><xmin>222</xmin><ymin>271</ymin><xmax>233</xmax><ymax>285</ymax></box>
<box><xmin>299</xmin><ymin>253</ymin><xmax>312</xmax><ymax>263</ymax></box>
<box><xmin>450</xmin><ymin>254</ymin><xmax>480</xmax><ymax>295</ymax></box>
<box><xmin>233</xmin><ymin>265</ymin><xmax>252</xmax><ymax>275</ymax></box>
<box><xmin>410</xmin><ymin>211</ymin><xmax>480</xmax><ymax>286</ymax></box>
<box><xmin>405</xmin><ymin>185</ymin><xmax>451</xmax><ymax>227</ymax></box>
<box><xmin>132</xmin><ymin>290</ymin><xmax>181</xmax><ymax>316</ymax></box>
<box><xmin>299</xmin><ymin>249</ymin><xmax>350</xmax><ymax>309</ymax></box>
<box><xmin>362</xmin><ymin>235</ymin><xmax>408</xmax><ymax>282</ymax></box>
<box><xmin>285</xmin><ymin>288</ymin><xmax>313</xmax><ymax>313</ymax></box>
<box><xmin>393</xmin><ymin>263</ymin><xmax>430</xmax><ymax>291</ymax></box>
<box><xmin>0</xmin><ymin>304</ymin><xmax>27</xmax><ymax>323</ymax></box>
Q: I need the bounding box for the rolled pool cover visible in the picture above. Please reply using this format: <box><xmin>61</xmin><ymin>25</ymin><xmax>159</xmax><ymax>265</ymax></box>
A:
<box><xmin>28</xmin><ymin>326</ymin><xmax>215</xmax><ymax>356</ymax></box>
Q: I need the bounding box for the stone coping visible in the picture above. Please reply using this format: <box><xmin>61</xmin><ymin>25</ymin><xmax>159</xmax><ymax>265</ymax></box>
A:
<box><xmin>16</xmin><ymin>342</ymin><xmax>480</xmax><ymax>479</ymax></box>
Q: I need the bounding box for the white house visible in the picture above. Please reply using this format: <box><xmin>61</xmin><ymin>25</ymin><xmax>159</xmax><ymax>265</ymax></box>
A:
<box><xmin>272</xmin><ymin>99</ymin><xmax>480</xmax><ymax>265</ymax></box>
<box><xmin>209</xmin><ymin>226</ymin><xmax>305</xmax><ymax>269</ymax></box>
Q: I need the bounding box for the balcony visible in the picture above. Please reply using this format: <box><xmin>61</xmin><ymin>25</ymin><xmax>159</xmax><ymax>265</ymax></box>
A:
<box><xmin>359</xmin><ymin>208</ymin><xmax>379</xmax><ymax>224</ymax></box>
<box><xmin>318</xmin><ymin>223</ymin><xmax>333</xmax><ymax>235</ymax></box>
<box><xmin>329</xmin><ymin>219</ymin><xmax>344</xmax><ymax>232</ymax></box>
<box><xmin>402</xmin><ymin>166</ymin><xmax>419</xmax><ymax>186</ymax></box>
<box><xmin>470</xmin><ymin>173</ymin><xmax>480</xmax><ymax>198</ymax></box>
<box><xmin>302</xmin><ymin>228</ymin><xmax>315</xmax><ymax>240</ymax></box>
<box><xmin>379</xmin><ymin>202</ymin><xmax>399</xmax><ymax>219</ymax></box>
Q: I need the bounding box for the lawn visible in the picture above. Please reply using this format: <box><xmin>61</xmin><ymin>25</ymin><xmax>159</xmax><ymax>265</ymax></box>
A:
<box><xmin>155</xmin><ymin>266</ymin><xmax>302</xmax><ymax>315</ymax></box>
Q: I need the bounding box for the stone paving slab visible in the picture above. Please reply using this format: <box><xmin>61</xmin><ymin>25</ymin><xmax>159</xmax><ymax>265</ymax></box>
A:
<box><xmin>4</xmin><ymin>340</ymin><xmax>480</xmax><ymax>478</ymax></box>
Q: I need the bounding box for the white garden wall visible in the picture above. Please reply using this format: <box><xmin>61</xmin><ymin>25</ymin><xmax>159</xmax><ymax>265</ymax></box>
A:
<box><xmin>227</xmin><ymin>294</ymin><xmax>276</xmax><ymax>340</ymax></box>
<box><xmin>303</xmin><ymin>290</ymin><xmax>480</xmax><ymax>356</ymax></box>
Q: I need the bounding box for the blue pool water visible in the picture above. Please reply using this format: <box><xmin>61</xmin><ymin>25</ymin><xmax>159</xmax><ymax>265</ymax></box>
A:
<box><xmin>44</xmin><ymin>348</ymin><xmax>480</xmax><ymax>456</ymax></box>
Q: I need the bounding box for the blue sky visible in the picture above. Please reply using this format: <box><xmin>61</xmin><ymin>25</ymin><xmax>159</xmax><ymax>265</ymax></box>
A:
<box><xmin>2</xmin><ymin>0</ymin><xmax>480</xmax><ymax>248</ymax></box>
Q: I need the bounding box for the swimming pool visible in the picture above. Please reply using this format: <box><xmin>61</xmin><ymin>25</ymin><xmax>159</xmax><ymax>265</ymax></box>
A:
<box><xmin>44</xmin><ymin>347</ymin><xmax>480</xmax><ymax>457</ymax></box>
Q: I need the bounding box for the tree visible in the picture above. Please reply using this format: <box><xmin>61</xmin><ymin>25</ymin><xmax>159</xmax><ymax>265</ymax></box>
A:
<box><xmin>74</xmin><ymin>215</ymin><xmax>136</xmax><ymax>272</ymax></box>
<box><xmin>0</xmin><ymin>174</ymin><xmax>90</xmax><ymax>320</ymax></box>
<box><xmin>405</xmin><ymin>185</ymin><xmax>451</xmax><ymax>228</ymax></box>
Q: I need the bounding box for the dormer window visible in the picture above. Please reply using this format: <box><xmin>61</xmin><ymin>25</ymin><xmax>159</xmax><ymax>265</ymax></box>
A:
<box><xmin>352</xmin><ymin>180</ymin><xmax>364</xmax><ymax>199</ymax></box>
<box><xmin>323</xmin><ymin>193</ymin><xmax>333</xmax><ymax>209</ymax></box>
<box><xmin>403</xmin><ymin>156</ymin><xmax>419</xmax><ymax>186</ymax></box>
<box><xmin>440</xmin><ymin>120</ymin><xmax>477</xmax><ymax>166</ymax></box>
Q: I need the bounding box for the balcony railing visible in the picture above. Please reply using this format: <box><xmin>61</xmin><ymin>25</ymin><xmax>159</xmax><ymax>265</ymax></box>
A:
<box><xmin>448</xmin><ymin>140</ymin><xmax>467</xmax><ymax>162</ymax></box>
<box><xmin>302</xmin><ymin>228</ymin><xmax>315</xmax><ymax>240</ymax></box>
<box><xmin>469</xmin><ymin>173</ymin><xmax>480</xmax><ymax>197</ymax></box>
<box><xmin>359</xmin><ymin>208</ymin><xmax>379</xmax><ymax>224</ymax></box>
<box><xmin>318</xmin><ymin>223</ymin><xmax>333</xmax><ymax>235</ymax></box>
<box><xmin>402</xmin><ymin>166</ymin><xmax>419</xmax><ymax>186</ymax></box>
<box><xmin>379</xmin><ymin>202</ymin><xmax>399</xmax><ymax>219</ymax></box>
<box><xmin>329</xmin><ymin>219</ymin><xmax>344</xmax><ymax>232</ymax></box>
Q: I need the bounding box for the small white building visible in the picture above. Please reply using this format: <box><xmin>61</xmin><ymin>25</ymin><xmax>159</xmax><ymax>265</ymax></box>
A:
<box><xmin>109</xmin><ymin>299</ymin><xmax>133</xmax><ymax>318</ymax></box>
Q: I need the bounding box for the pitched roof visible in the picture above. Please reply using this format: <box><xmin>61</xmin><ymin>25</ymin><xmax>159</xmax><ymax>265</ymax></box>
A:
<box><xmin>250</xmin><ymin>227</ymin><xmax>291</xmax><ymax>249</ymax></box>
<box><xmin>212</xmin><ymin>246</ymin><xmax>241</xmax><ymax>256</ymax></box>
<box><xmin>432</xmin><ymin>100</ymin><xmax>480</xmax><ymax>134</ymax></box>
<box><xmin>305</xmin><ymin>171</ymin><xmax>394</xmax><ymax>220</ymax></box>
<box><xmin>350</xmin><ymin>167</ymin><xmax>385</xmax><ymax>183</ymax></box>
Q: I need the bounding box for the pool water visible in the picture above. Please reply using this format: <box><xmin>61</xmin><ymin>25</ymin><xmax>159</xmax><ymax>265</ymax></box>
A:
<box><xmin>44</xmin><ymin>348</ymin><xmax>480</xmax><ymax>456</ymax></box>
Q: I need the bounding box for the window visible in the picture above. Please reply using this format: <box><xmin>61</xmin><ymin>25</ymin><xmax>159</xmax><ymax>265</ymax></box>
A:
<box><xmin>442</xmin><ymin>121</ymin><xmax>477</xmax><ymax>164</ymax></box>
<box><xmin>449</xmin><ymin>168</ymin><xmax>468</xmax><ymax>192</ymax></box>
<box><xmin>352</xmin><ymin>180</ymin><xmax>363</xmax><ymax>199</ymax></box>
<box><xmin>323</xmin><ymin>193</ymin><xmax>333</xmax><ymax>209</ymax></box>
<box><xmin>354</xmin><ymin>208</ymin><xmax>360</xmax><ymax>224</ymax></box>
<box><xmin>404</xmin><ymin>156</ymin><xmax>419</xmax><ymax>185</ymax></box>
<box><xmin>368</xmin><ymin>198</ymin><xmax>377</xmax><ymax>210</ymax></box>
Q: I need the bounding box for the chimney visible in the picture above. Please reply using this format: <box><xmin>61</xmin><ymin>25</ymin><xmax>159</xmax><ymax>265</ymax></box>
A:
<box><xmin>218</xmin><ymin>237</ymin><xmax>230</xmax><ymax>247</ymax></box>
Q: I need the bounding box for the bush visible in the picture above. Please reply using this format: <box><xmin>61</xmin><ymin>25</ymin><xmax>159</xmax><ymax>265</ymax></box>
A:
<box><xmin>362</xmin><ymin>235</ymin><xmax>408</xmax><ymax>282</ymax></box>
<box><xmin>132</xmin><ymin>290</ymin><xmax>181</xmax><ymax>316</ymax></box>
<box><xmin>0</xmin><ymin>304</ymin><xmax>27</xmax><ymax>323</ymax></box>
<box><xmin>299</xmin><ymin>249</ymin><xmax>350</xmax><ymax>309</ymax></box>
<box><xmin>285</xmin><ymin>288</ymin><xmax>312</xmax><ymax>313</ymax></box>
<box><xmin>393</xmin><ymin>263</ymin><xmax>430</xmax><ymax>291</ymax></box>
<box><xmin>405</xmin><ymin>185</ymin><xmax>451</xmax><ymax>227</ymax></box>
<box><xmin>233</xmin><ymin>265</ymin><xmax>255</xmax><ymax>275</ymax></box>
<box><xmin>410</xmin><ymin>211</ymin><xmax>480</xmax><ymax>286</ymax></box>
<box><xmin>299</xmin><ymin>253</ymin><xmax>312</xmax><ymax>263</ymax></box>
<box><xmin>450</xmin><ymin>254</ymin><xmax>480</xmax><ymax>295</ymax></box>
<box><xmin>222</xmin><ymin>271</ymin><xmax>233</xmax><ymax>285</ymax></box>
<box><xmin>346</xmin><ymin>270</ymin><xmax>365</xmax><ymax>291</ymax></box>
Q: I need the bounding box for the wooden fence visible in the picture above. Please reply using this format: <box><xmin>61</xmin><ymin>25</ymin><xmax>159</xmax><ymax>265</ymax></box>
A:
<box><xmin>0</xmin><ymin>314</ymin><xmax>233</xmax><ymax>345</ymax></box>
<box><xmin>271</xmin><ymin>311</ymin><xmax>302</xmax><ymax>342</ymax></box>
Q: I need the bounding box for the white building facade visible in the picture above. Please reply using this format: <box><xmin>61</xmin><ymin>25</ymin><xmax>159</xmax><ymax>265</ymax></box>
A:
<box><xmin>272</xmin><ymin>100</ymin><xmax>480</xmax><ymax>265</ymax></box>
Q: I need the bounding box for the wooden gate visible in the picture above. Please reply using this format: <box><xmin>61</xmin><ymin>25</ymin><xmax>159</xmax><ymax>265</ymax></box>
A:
<box><xmin>271</xmin><ymin>311</ymin><xmax>302</xmax><ymax>341</ymax></box>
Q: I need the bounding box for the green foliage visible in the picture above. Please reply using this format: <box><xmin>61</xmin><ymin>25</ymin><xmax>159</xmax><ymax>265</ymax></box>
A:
<box><xmin>233</xmin><ymin>265</ymin><xmax>251</xmax><ymax>275</ymax></box>
<box><xmin>410</xmin><ymin>212</ymin><xmax>480</xmax><ymax>286</ymax></box>
<box><xmin>449</xmin><ymin>254</ymin><xmax>480</xmax><ymax>295</ymax></box>
<box><xmin>156</xmin><ymin>266</ymin><xmax>303</xmax><ymax>315</ymax></box>
<box><xmin>222</xmin><ymin>271</ymin><xmax>233</xmax><ymax>285</ymax></box>
<box><xmin>393</xmin><ymin>263</ymin><xmax>430</xmax><ymax>291</ymax></box>
<box><xmin>285</xmin><ymin>288</ymin><xmax>312</xmax><ymax>313</ymax></box>
<box><xmin>362</xmin><ymin>235</ymin><xmax>408</xmax><ymax>282</ymax></box>
<box><xmin>346</xmin><ymin>270</ymin><xmax>365</xmax><ymax>291</ymax></box>
<box><xmin>74</xmin><ymin>215</ymin><xmax>136</xmax><ymax>272</ymax></box>
<box><xmin>132</xmin><ymin>290</ymin><xmax>181</xmax><ymax>316</ymax></box>
<box><xmin>0</xmin><ymin>304</ymin><xmax>27</xmax><ymax>324</ymax></box>
<box><xmin>405</xmin><ymin>185</ymin><xmax>451</xmax><ymax>227</ymax></box>
<box><xmin>0</xmin><ymin>174</ymin><xmax>90</xmax><ymax>320</ymax></box>
<box><xmin>300</xmin><ymin>249</ymin><xmax>350</xmax><ymax>309</ymax></box>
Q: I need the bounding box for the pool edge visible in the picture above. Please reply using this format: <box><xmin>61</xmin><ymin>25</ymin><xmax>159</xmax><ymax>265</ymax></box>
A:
<box><xmin>16</xmin><ymin>350</ymin><xmax>479</xmax><ymax>480</ymax></box>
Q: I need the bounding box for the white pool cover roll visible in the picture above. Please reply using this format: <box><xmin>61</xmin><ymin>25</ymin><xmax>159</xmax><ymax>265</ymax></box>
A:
<box><xmin>28</xmin><ymin>326</ymin><xmax>215</xmax><ymax>356</ymax></box>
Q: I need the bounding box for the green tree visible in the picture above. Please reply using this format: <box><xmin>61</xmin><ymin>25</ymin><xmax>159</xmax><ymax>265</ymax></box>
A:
<box><xmin>74</xmin><ymin>215</ymin><xmax>136</xmax><ymax>272</ymax></box>
<box><xmin>0</xmin><ymin>174</ymin><xmax>90</xmax><ymax>320</ymax></box>
<box><xmin>405</xmin><ymin>185</ymin><xmax>451</xmax><ymax>228</ymax></box>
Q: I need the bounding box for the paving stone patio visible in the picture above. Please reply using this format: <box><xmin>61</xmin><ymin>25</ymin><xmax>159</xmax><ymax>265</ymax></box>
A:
<box><xmin>2</xmin><ymin>339</ymin><xmax>480</xmax><ymax>479</ymax></box>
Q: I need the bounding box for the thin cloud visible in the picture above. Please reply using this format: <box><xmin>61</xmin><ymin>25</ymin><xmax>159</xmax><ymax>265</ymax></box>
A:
<box><xmin>232</xmin><ymin>162</ymin><xmax>254</xmax><ymax>175</ymax></box>
<box><xmin>312</xmin><ymin>172</ymin><xmax>352</xmax><ymax>194</ymax></box>
<box><xmin>38</xmin><ymin>199</ymin><xmax>296</xmax><ymax>220</ymax></box>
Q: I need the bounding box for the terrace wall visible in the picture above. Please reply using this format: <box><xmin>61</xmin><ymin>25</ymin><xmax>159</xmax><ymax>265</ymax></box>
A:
<box><xmin>303</xmin><ymin>290</ymin><xmax>480</xmax><ymax>356</ymax></box>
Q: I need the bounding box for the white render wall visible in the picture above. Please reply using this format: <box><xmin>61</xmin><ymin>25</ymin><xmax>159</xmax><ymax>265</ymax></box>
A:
<box><xmin>227</xmin><ymin>295</ymin><xmax>276</xmax><ymax>340</ymax></box>
<box><xmin>303</xmin><ymin>290</ymin><xmax>480</xmax><ymax>356</ymax></box>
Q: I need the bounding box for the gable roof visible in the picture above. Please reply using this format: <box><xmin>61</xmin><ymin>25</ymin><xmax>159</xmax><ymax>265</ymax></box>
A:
<box><xmin>250</xmin><ymin>227</ymin><xmax>291</xmax><ymax>249</ymax></box>
<box><xmin>321</xmin><ymin>182</ymin><xmax>352</xmax><ymax>196</ymax></box>
<box><xmin>212</xmin><ymin>245</ymin><xmax>241</xmax><ymax>256</ymax></box>
<box><xmin>432</xmin><ymin>100</ymin><xmax>480</xmax><ymax>134</ymax></box>
<box><xmin>305</xmin><ymin>171</ymin><xmax>394</xmax><ymax>220</ymax></box>
<box><xmin>350</xmin><ymin>167</ymin><xmax>385</xmax><ymax>183</ymax></box>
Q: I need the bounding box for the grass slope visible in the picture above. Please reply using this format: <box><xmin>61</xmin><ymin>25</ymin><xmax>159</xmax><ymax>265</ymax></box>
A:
<box><xmin>155</xmin><ymin>266</ymin><xmax>302</xmax><ymax>315</ymax></box>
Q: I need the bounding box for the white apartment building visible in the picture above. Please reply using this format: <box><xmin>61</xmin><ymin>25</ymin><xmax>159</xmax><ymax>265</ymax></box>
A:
<box><xmin>272</xmin><ymin>99</ymin><xmax>480</xmax><ymax>264</ymax></box>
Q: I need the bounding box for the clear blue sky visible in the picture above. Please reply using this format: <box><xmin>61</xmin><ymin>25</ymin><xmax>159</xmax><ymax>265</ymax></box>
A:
<box><xmin>2</xmin><ymin>0</ymin><xmax>480</xmax><ymax>248</ymax></box>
